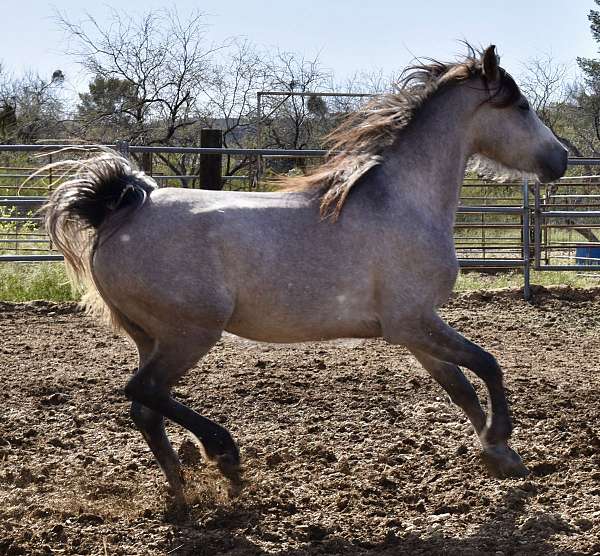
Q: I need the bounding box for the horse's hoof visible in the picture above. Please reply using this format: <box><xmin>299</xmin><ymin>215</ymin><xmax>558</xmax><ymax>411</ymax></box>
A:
<box><xmin>215</xmin><ymin>454</ymin><xmax>245</xmax><ymax>497</ymax></box>
<box><xmin>226</xmin><ymin>476</ymin><xmax>245</xmax><ymax>499</ymax></box>
<box><xmin>481</xmin><ymin>445</ymin><xmax>530</xmax><ymax>479</ymax></box>
<box><xmin>164</xmin><ymin>493</ymin><xmax>190</xmax><ymax>522</ymax></box>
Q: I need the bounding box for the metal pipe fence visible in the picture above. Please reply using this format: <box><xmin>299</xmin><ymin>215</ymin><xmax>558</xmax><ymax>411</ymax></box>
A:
<box><xmin>2</xmin><ymin>144</ymin><xmax>600</xmax><ymax>298</ymax></box>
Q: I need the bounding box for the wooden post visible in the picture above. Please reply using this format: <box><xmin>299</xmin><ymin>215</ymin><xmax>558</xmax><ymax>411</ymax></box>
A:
<box><xmin>115</xmin><ymin>140</ymin><xmax>130</xmax><ymax>159</ymax></box>
<box><xmin>200</xmin><ymin>129</ymin><xmax>223</xmax><ymax>190</ymax></box>
<box><xmin>141</xmin><ymin>152</ymin><xmax>153</xmax><ymax>174</ymax></box>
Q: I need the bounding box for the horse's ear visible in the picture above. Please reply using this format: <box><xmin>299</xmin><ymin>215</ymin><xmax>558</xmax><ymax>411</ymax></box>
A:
<box><xmin>481</xmin><ymin>45</ymin><xmax>500</xmax><ymax>81</ymax></box>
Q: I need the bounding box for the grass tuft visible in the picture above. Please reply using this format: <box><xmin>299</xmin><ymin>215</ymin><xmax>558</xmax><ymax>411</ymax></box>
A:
<box><xmin>0</xmin><ymin>262</ymin><xmax>78</xmax><ymax>302</ymax></box>
<box><xmin>454</xmin><ymin>269</ymin><xmax>600</xmax><ymax>291</ymax></box>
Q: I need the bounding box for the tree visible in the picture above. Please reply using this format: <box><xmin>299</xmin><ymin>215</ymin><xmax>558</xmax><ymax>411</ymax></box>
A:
<box><xmin>572</xmin><ymin>0</ymin><xmax>600</xmax><ymax>156</ymax></box>
<box><xmin>201</xmin><ymin>39</ymin><xmax>269</xmax><ymax>178</ymax></box>
<box><xmin>61</xmin><ymin>8</ymin><xmax>219</xmax><ymax>146</ymax></box>
<box><xmin>520</xmin><ymin>55</ymin><xmax>582</xmax><ymax>157</ymax></box>
<box><xmin>76</xmin><ymin>76</ymin><xmax>141</xmax><ymax>141</ymax></box>
<box><xmin>319</xmin><ymin>69</ymin><xmax>392</xmax><ymax>136</ymax></box>
<box><xmin>578</xmin><ymin>0</ymin><xmax>600</xmax><ymax>80</ymax></box>
<box><xmin>260</xmin><ymin>51</ymin><xmax>332</xmax><ymax>152</ymax></box>
<box><xmin>59</xmin><ymin>7</ymin><xmax>228</xmax><ymax>185</ymax></box>
<box><xmin>0</xmin><ymin>64</ymin><xmax>66</xmax><ymax>143</ymax></box>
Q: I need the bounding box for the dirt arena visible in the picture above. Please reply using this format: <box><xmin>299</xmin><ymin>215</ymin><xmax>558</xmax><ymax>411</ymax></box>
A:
<box><xmin>1</xmin><ymin>287</ymin><xmax>599</xmax><ymax>555</ymax></box>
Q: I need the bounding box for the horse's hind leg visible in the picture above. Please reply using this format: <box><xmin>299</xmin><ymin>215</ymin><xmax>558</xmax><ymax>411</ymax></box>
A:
<box><xmin>130</xmin><ymin>402</ymin><xmax>186</xmax><ymax>502</ymax></box>
<box><xmin>411</xmin><ymin>350</ymin><xmax>486</xmax><ymax>435</ymax></box>
<box><xmin>125</xmin><ymin>329</ymin><xmax>186</xmax><ymax>503</ymax></box>
<box><xmin>388</xmin><ymin>312</ymin><xmax>529</xmax><ymax>478</ymax></box>
<box><xmin>124</xmin><ymin>330</ymin><xmax>242</xmax><ymax>493</ymax></box>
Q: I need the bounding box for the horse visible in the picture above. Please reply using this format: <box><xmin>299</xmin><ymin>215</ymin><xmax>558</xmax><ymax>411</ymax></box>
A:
<box><xmin>40</xmin><ymin>45</ymin><xmax>568</xmax><ymax>506</ymax></box>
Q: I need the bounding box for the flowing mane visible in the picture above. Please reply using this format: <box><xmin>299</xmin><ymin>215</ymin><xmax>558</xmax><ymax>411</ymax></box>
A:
<box><xmin>279</xmin><ymin>46</ymin><xmax>520</xmax><ymax>220</ymax></box>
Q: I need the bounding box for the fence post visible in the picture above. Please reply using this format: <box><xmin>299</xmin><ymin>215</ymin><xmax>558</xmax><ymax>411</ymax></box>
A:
<box><xmin>140</xmin><ymin>152</ymin><xmax>152</xmax><ymax>174</ymax></box>
<box><xmin>522</xmin><ymin>177</ymin><xmax>531</xmax><ymax>301</ymax></box>
<box><xmin>533</xmin><ymin>181</ymin><xmax>541</xmax><ymax>270</ymax></box>
<box><xmin>253</xmin><ymin>92</ymin><xmax>263</xmax><ymax>187</ymax></box>
<box><xmin>200</xmin><ymin>129</ymin><xmax>223</xmax><ymax>190</ymax></box>
<box><xmin>115</xmin><ymin>140</ymin><xmax>130</xmax><ymax>160</ymax></box>
<box><xmin>48</xmin><ymin>153</ymin><xmax>53</xmax><ymax>186</ymax></box>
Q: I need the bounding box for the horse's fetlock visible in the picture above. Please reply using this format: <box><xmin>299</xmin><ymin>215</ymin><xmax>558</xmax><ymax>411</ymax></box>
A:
<box><xmin>482</xmin><ymin>419</ymin><xmax>512</xmax><ymax>446</ymax></box>
<box><xmin>200</xmin><ymin>427</ymin><xmax>240</xmax><ymax>466</ymax></box>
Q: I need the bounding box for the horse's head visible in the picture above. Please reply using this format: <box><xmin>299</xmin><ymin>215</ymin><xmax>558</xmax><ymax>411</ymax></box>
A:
<box><xmin>469</xmin><ymin>45</ymin><xmax>568</xmax><ymax>183</ymax></box>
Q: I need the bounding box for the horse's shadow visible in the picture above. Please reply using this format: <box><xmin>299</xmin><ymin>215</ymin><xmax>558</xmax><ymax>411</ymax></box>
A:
<box><xmin>165</xmin><ymin>486</ymin><xmax>586</xmax><ymax>555</ymax></box>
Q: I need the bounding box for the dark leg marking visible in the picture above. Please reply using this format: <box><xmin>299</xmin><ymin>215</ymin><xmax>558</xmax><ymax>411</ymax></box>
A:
<box><xmin>124</xmin><ymin>339</ymin><xmax>242</xmax><ymax>487</ymax></box>
<box><xmin>130</xmin><ymin>401</ymin><xmax>185</xmax><ymax>501</ymax></box>
<box><xmin>411</xmin><ymin>349</ymin><xmax>486</xmax><ymax>434</ymax></box>
<box><xmin>391</xmin><ymin>313</ymin><xmax>529</xmax><ymax>478</ymax></box>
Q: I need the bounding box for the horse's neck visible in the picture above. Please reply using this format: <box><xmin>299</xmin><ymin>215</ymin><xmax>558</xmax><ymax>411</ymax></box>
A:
<box><xmin>379</xmin><ymin>88</ymin><xmax>474</xmax><ymax>227</ymax></box>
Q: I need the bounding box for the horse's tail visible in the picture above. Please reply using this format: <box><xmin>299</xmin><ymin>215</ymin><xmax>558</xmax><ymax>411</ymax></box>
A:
<box><xmin>39</xmin><ymin>149</ymin><xmax>156</xmax><ymax>329</ymax></box>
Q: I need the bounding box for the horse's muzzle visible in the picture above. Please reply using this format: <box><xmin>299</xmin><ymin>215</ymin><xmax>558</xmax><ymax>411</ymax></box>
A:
<box><xmin>537</xmin><ymin>146</ymin><xmax>568</xmax><ymax>183</ymax></box>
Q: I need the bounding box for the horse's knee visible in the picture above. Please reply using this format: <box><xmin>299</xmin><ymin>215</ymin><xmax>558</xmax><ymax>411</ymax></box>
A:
<box><xmin>124</xmin><ymin>375</ymin><xmax>142</xmax><ymax>402</ymax></box>
<box><xmin>130</xmin><ymin>401</ymin><xmax>145</xmax><ymax>424</ymax></box>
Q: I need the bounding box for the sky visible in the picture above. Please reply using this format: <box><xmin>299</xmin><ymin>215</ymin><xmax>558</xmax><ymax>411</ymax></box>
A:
<box><xmin>1</xmin><ymin>0</ymin><xmax>598</xmax><ymax>94</ymax></box>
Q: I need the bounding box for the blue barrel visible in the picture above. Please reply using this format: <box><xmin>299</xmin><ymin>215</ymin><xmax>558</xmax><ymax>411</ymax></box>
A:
<box><xmin>575</xmin><ymin>245</ymin><xmax>600</xmax><ymax>265</ymax></box>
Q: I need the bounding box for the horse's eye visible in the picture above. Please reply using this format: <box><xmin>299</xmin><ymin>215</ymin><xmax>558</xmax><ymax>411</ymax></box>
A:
<box><xmin>518</xmin><ymin>100</ymin><xmax>530</xmax><ymax>112</ymax></box>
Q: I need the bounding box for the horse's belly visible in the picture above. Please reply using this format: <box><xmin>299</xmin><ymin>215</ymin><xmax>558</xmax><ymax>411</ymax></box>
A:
<box><xmin>225</xmin><ymin>321</ymin><xmax>380</xmax><ymax>343</ymax></box>
<box><xmin>224</xmin><ymin>296</ymin><xmax>380</xmax><ymax>343</ymax></box>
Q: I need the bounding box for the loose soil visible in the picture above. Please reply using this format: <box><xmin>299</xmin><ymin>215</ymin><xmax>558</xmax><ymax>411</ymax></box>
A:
<box><xmin>1</xmin><ymin>286</ymin><xmax>599</xmax><ymax>555</ymax></box>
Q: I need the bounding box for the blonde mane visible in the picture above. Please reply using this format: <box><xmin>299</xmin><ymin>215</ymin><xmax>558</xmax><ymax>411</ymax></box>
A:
<box><xmin>278</xmin><ymin>47</ymin><xmax>520</xmax><ymax>220</ymax></box>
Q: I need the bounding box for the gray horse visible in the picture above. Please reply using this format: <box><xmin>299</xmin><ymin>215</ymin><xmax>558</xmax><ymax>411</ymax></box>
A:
<box><xmin>41</xmin><ymin>45</ymin><xmax>567</xmax><ymax>505</ymax></box>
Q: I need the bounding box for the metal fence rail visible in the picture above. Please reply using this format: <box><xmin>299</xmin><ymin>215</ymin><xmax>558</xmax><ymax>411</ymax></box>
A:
<box><xmin>532</xmin><ymin>170</ymin><xmax>600</xmax><ymax>274</ymax></box>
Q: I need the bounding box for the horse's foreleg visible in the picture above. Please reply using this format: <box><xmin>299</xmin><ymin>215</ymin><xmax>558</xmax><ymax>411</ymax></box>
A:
<box><xmin>124</xmin><ymin>336</ymin><xmax>242</xmax><ymax>491</ymax></box>
<box><xmin>411</xmin><ymin>350</ymin><xmax>486</xmax><ymax>434</ymax></box>
<box><xmin>130</xmin><ymin>402</ymin><xmax>185</xmax><ymax>503</ymax></box>
<box><xmin>388</xmin><ymin>313</ymin><xmax>529</xmax><ymax>478</ymax></box>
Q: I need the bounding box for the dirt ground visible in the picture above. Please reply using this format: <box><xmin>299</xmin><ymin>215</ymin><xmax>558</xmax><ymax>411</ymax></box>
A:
<box><xmin>1</xmin><ymin>286</ymin><xmax>599</xmax><ymax>556</ymax></box>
